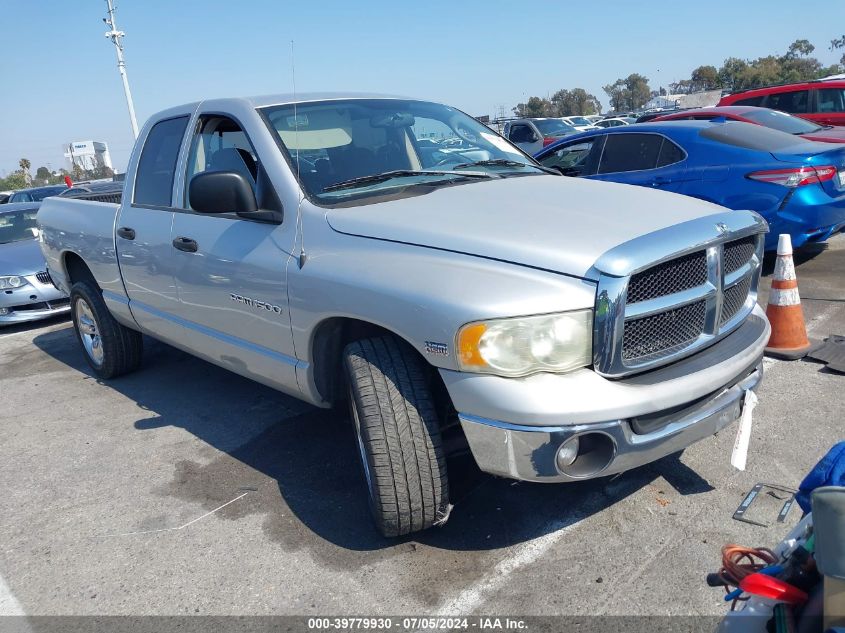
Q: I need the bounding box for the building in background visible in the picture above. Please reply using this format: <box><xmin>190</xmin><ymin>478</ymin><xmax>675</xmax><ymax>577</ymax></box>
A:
<box><xmin>63</xmin><ymin>141</ymin><xmax>113</xmax><ymax>172</ymax></box>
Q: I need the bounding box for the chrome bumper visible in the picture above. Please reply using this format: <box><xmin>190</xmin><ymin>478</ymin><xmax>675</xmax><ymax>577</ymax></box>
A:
<box><xmin>459</xmin><ymin>362</ymin><xmax>761</xmax><ymax>482</ymax></box>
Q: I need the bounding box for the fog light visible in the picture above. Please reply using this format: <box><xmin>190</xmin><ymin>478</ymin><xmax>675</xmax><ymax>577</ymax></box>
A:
<box><xmin>0</xmin><ymin>308</ymin><xmax>9</xmax><ymax>315</ymax></box>
<box><xmin>556</xmin><ymin>437</ymin><xmax>580</xmax><ymax>470</ymax></box>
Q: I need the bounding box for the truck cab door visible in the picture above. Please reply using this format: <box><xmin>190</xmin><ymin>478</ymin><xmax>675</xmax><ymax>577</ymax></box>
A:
<box><xmin>168</xmin><ymin>115</ymin><xmax>299</xmax><ymax>396</ymax></box>
<box><xmin>507</xmin><ymin>123</ymin><xmax>542</xmax><ymax>155</ymax></box>
<box><xmin>116</xmin><ymin>115</ymin><xmax>190</xmax><ymax>344</ymax></box>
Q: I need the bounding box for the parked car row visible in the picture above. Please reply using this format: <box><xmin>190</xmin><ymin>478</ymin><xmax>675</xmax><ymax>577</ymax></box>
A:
<box><xmin>534</xmin><ymin>118</ymin><xmax>845</xmax><ymax>250</ymax></box>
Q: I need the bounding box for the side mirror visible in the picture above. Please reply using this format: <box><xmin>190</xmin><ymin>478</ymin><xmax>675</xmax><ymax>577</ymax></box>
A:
<box><xmin>189</xmin><ymin>171</ymin><xmax>258</xmax><ymax>215</ymax></box>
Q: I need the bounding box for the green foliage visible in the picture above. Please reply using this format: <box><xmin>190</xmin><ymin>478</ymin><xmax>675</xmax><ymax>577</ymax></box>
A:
<box><xmin>603</xmin><ymin>74</ymin><xmax>651</xmax><ymax>112</ymax></box>
<box><xmin>512</xmin><ymin>96</ymin><xmax>553</xmax><ymax>117</ymax></box>
<box><xmin>550</xmin><ymin>88</ymin><xmax>602</xmax><ymax>116</ymax></box>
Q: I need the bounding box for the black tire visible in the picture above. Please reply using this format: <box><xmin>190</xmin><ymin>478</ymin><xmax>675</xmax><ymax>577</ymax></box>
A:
<box><xmin>70</xmin><ymin>280</ymin><xmax>143</xmax><ymax>379</ymax></box>
<box><xmin>344</xmin><ymin>335</ymin><xmax>450</xmax><ymax>537</ymax></box>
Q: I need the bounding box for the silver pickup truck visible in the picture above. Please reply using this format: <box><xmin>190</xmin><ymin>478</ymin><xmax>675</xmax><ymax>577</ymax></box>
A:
<box><xmin>38</xmin><ymin>93</ymin><xmax>770</xmax><ymax>537</ymax></box>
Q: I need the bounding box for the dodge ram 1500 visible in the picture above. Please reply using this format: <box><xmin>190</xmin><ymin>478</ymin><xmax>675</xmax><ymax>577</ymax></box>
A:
<box><xmin>38</xmin><ymin>93</ymin><xmax>770</xmax><ymax>536</ymax></box>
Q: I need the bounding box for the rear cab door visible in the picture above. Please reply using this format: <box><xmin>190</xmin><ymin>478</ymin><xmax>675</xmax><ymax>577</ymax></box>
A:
<box><xmin>168</xmin><ymin>101</ymin><xmax>300</xmax><ymax>396</ymax></box>
<box><xmin>116</xmin><ymin>108</ymin><xmax>193</xmax><ymax>344</ymax></box>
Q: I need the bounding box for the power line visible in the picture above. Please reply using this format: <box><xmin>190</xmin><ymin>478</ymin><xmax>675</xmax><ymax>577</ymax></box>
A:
<box><xmin>103</xmin><ymin>0</ymin><xmax>139</xmax><ymax>139</ymax></box>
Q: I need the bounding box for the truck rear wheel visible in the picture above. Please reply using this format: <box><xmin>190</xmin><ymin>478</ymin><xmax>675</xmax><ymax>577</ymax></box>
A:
<box><xmin>70</xmin><ymin>281</ymin><xmax>143</xmax><ymax>379</ymax></box>
<box><xmin>343</xmin><ymin>335</ymin><xmax>450</xmax><ymax>537</ymax></box>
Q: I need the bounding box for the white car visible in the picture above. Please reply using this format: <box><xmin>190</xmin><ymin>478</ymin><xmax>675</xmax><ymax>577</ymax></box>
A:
<box><xmin>561</xmin><ymin>116</ymin><xmax>600</xmax><ymax>132</ymax></box>
<box><xmin>594</xmin><ymin>117</ymin><xmax>632</xmax><ymax>128</ymax></box>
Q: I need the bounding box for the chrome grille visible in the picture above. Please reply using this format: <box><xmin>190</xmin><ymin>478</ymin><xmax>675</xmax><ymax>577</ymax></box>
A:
<box><xmin>627</xmin><ymin>251</ymin><xmax>708</xmax><ymax>304</ymax></box>
<box><xmin>721</xmin><ymin>277</ymin><xmax>752</xmax><ymax>326</ymax></box>
<box><xmin>593</xmin><ymin>223</ymin><xmax>765</xmax><ymax>378</ymax></box>
<box><xmin>724</xmin><ymin>237</ymin><xmax>757</xmax><ymax>275</ymax></box>
<box><xmin>35</xmin><ymin>271</ymin><xmax>52</xmax><ymax>285</ymax></box>
<box><xmin>622</xmin><ymin>300</ymin><xmax>707</xmax><ymax>363</ymax></box>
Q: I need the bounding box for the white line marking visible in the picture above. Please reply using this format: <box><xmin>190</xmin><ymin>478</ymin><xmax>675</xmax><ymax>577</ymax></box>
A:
<box><xmin>95</xmin><ymin>492</ymin><xmax>249</xmax><ymax>538</ymax></box>
<box><xmin>0</xmin><ymin>572</ymin><xmax>26</xmax><ymax>616</ymax></box>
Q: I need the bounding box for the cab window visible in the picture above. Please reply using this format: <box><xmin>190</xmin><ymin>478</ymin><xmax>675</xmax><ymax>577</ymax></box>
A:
<box><xmin>133</xmin><ymin>116</ymin><xmax>189</xmax><ymax>206</ymax></box>
<box><xmin>764</xmin><ymin>90</ymin><xmax>809</xmax><ymax>114</ymax></box>
<box><xmin>185</xmin><ymin>116</ymin><xmax>258</xmax><ymax>209</ymax></box>
<box><xmin>817</xmin><ymin>88</ymin><xmax>845</xmax><ymax>113</ymax></box>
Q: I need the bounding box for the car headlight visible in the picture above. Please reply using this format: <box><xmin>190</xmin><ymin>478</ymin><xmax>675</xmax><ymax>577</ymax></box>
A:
<box><xmin>0</xmin><ymin>275</ymin><xmax>26</xmax><ymax>290</ymax></box>
<box><xmin>457</xmin><ymin>310</ymin><xmax>593</xmax><ymax>377</ymax></box>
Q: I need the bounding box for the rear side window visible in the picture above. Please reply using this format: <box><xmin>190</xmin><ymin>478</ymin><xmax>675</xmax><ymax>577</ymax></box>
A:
<box><xmin>133</xmin><ymin>116</ymin><xmax>189</xmax><ymax>206</ymax></box>
<box><xmin>733</xmin><ymin>96</ymin><xmax>764</xmax><ymax>107</ymax></box>
<box><xmin>817</xmin><ymin>88</ymin><xmax>845</xmax><ymax>113</ymax></box>
<box><xmin>508</xmin><ymin>124</ymin><xmax>536</xmax><ymax>143</ymax></box>
<box><xmin>656</xmin><ymin>138</ymin><xmax>686</xmax><ymax>167</ymax></box>
<box><xmin>765</xmin><ymin>90</ymin><xmax>809</xmax><ymax>114</ymax></box>
<box><xmin>699</xmin><ymin>121</ymin><xmax>801</xmax><ymax>151</ymax></box>
<box><xmin>598</xmin><ymin>133</ymin><xmax>663</xmax><ymax>173</ymax></box>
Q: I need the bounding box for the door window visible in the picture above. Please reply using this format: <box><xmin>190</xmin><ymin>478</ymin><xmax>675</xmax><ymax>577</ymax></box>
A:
<box><xmin>598</xmin><ymin>133</ymin><xmax>663</xmax><ymax>174</ymax></box>
<box><xmin>508</xmin><ymin>124</ymin><xmax>536</xmax><ymax>143</ymax></box>
<box><xmin>133</xmin><ymin>116</ymin><xmax>189</xmax><ymax>206</ymax></box>
<box><xmin>733</xmin><ymin>96</ymin><xmax>764</xmax><ymax>107</ymax></box>
<box><xmin>765</xmin><ymin>90</ymin><xmax>809</xmax><ymax>114</ymax></box>
<box><xmin>185</xmin><ymin>116</ymin><xmax>259</xmax><ymax>209</ymax></box>
<box><xmin>538</xmin><ymin>138</ymin><xmax>601</xmax><ymax>176</ymax></box>
<box><xmin>817</xmin><ymin>88</ymin><xmax>845</xmax><ymax>113</ymax></box>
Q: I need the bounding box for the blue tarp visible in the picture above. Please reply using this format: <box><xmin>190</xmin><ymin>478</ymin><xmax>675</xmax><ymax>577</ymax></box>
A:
<box><xmin>796</xmin><ymin>441</ymin><xmax>845</xmax><ymax>513</ymax></box>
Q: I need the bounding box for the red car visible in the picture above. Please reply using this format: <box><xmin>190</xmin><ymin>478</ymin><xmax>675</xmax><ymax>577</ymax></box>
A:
<box><xmin>653</xmin><ymin>106</ymin><xmax>845</xmax><ymax>143</ymax></box>
<box><xmin>718</xmin><ymin>79</ymin><xmax>845</xmax><ymax>127</ymax></box>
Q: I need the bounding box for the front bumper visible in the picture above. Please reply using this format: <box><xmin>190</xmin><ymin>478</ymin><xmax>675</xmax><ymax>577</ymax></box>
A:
<box><xmin>0</xmin><ymin>273</ymin><xmax>70</xmax><ymax>325</ymax></box>
<box><xmin>445</xmin><ymin>306</ymin><xmax>770</xmax><ymax>482</ymax></box>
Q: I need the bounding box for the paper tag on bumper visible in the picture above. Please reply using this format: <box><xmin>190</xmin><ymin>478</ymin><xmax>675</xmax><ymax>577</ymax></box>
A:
<box><xmin>731</xmin><ymin>390</ymin><xmax>758</xmax><ymax>471</ymax></box>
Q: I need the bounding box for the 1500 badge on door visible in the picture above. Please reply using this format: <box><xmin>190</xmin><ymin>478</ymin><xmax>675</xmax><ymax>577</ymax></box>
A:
<box><xmin>230</xmin><ymin>293</ymin><xmax>283</xmax><ymax>315</ymax></box>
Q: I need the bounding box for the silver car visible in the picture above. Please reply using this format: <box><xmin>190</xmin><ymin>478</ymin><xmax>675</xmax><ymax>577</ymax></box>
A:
<box><xmin>0</xmin><ymin>203</ymin><xmax>69</xmax><ymax>325</ymax></box>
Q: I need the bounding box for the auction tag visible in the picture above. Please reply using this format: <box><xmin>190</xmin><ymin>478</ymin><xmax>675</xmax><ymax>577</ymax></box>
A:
<box><xmin>731</xmin><ymin>390</ymin><xmax>758</xmax><ymax>471</ymax></box>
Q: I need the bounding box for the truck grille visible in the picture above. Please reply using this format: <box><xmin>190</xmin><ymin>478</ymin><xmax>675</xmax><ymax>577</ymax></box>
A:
<box><xmin>627</xmin><ymin>251</ymin><xmax>708</xmax><ymax>304</ymax></box>
<box><xmin>594</xmin><ymin>229</ymin><xmax>764</xmax><ymax>377</ymax></box>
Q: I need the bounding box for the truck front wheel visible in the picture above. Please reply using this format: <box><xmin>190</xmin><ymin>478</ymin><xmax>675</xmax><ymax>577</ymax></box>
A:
<box><xmin>343</xmin><ymin>335</ymin><xmax>450</xmax><ymax>537</ymax></box>
<box><xmin>70</xmin><ymin>281</ymin><xmax>143</xmax><ymax>379</ymax></box>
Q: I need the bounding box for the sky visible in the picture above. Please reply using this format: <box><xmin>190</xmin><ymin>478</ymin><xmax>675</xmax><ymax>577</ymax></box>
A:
<box><xmin>1</xmin><ymin>0</ymin><xmax>843</xmax><ymax>175</ymax></box>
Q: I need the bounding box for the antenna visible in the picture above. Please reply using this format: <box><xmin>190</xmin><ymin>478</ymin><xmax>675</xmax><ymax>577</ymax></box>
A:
<box><xmin>104</xmin><ymin>0</ymin><xmax>139</xmax><ymax>139</ymax></box>
<box><xmin>291</xmin><ymin>40</ymin><xmax>307</xmax><ymax>269</ymax></box>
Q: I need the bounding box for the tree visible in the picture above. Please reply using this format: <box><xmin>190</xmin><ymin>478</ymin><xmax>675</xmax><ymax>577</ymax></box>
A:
<box><xmin>831</xmin><ymin>35</ymin><xmax>845</xmax><ymax>66</ymax></box>
<box><xmin>785</xmin><ymin>39</ymin><xmax>814</xmax><ymax>59</ymax></box>
<box><xmin>622</xmin><ymin>73</ymin><xmax>651</xmax><ymax>110</ymax></box>
<box><xmin>35</xmin><ymin>166</ymin><xmax>51</xmax><ymax>183</ymax></box>
<box><xmin>18</xmin><ymin>158</ymin><xmax>31</xmax><ymax>186</ymax></box>
<box><xmin>690</xmin><ymin>65</ymin><xmax>720</xmax><ymax>91</ymax></box>
<box><xmin>602</xmin><ymin>79</ymin><xmax>627</xmax><ymax>112</ymax></box>
<box><xmin>512</xmin><ymin>96</ymin><xmax>552</xmax><ymax>118</ymax></box>
<box><xmin>718</xmin><ymin>57</ymin><xmax>751</xmax><ymax>91</ymax></box>
<box><xmin>549</xmin><ymin>88</ymin><xmax>602</xmax><ymax>116</ymax></box>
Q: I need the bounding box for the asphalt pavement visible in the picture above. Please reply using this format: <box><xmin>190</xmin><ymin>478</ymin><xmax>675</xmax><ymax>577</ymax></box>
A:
<box><xmin>0</xmin><ymin>235</ymin><xmax>843</xmax><ymax>620</ymax></box>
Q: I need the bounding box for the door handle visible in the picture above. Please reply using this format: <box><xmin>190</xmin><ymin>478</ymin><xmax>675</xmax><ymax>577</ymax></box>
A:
<box><xmin>116</xmin><ymin>227</ymin><xmax>135</xmax><ymax>240</ymax></box>
<box><xmin>172</xmin><ymin>237</ymin><xmax>198</xmax><ymax>253</ymax></box>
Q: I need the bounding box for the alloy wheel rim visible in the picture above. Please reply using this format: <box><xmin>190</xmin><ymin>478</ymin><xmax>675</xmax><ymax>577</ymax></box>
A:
<box><xmin>75</xmin><ymin>298</ymin><xmax>104</xmax><ymax>366</ymax></box>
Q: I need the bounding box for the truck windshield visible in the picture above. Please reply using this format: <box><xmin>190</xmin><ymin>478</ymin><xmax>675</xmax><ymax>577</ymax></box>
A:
<box><xmin>0</xmin><ymin>210</ymin><xmax>39</xmax><ymax>244</ymax></box>
<box><xmin>260</xmin><ymin>99</ymin><xmax>545</xmax><ymax>202</ymax></box>
<box><xmin>534</xmin><ymin>119</ymin><xmax>577</xmax><ymax>136</ymax></box>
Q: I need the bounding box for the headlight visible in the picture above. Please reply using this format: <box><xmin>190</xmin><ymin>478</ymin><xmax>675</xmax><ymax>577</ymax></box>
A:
<box><xmin>0</xmin><ymin>276</ymin><xmax>26</xmax><ymax>290</ymax></box>
<box><xmin>457</xmin><ymin>310</ymin><xmax>593</xmax><ymax>377</ymax></box>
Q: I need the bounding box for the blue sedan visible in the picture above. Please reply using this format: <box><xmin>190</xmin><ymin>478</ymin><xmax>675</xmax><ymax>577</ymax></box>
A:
<box><xmin>534</xmin><ymin>120</ymin><xmax>845</xmax><ymax>250</ymax></box>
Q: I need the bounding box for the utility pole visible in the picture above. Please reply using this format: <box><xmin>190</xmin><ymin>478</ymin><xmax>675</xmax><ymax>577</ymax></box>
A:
<box><xmin>104</xmin><ymin>0</ymin><xmax>139</xmax><ymax>139</ymax></box>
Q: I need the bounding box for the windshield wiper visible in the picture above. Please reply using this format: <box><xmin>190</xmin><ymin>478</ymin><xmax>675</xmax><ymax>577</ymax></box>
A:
<box><xmin>452</xmin><ymin>159</ymin><xmax>559</xmax><ymax>175</ymax></box>
<box><xmin>322</xmin><ymin>170</ymin><xmax>489</xmax><ymax>193</ymax></box>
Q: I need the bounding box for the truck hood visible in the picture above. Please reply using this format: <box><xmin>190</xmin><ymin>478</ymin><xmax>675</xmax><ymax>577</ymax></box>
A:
<box><xmin>0</xmin><ymin>238</ymin><xmax>44</xmax><ymax>276</ymax></box>
<box><xmin>325</xmin><ymin>175</ymin><xmax>728</xmax><ymax>280</ymax></box>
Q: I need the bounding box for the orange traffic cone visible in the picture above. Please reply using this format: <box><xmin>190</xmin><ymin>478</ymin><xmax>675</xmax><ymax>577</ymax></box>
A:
<box><xmin>764</xmin><ymin>234</ymin><xmax>814</xmax><ymax>360</ymax></box>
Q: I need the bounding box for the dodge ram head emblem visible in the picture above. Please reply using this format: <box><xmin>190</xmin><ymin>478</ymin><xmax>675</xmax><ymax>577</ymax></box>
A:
<box><xmin>715</xmin><ymin>222</ymin><xmax>729</xmax><ymax>235</ymax></box>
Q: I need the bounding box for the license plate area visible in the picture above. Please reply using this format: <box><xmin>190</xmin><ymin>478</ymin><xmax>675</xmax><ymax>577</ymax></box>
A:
<box><xmin>630</xmin><ymin>388</ymin><xmax>742</xmax><ymax>435</ymax></box>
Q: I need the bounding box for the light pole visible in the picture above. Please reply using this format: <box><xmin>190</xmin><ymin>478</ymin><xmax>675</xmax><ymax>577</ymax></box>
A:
<box><xmin>104</xmin><ymin>0</ymin><xmax>139</xmax><ymax>139</ymax></box>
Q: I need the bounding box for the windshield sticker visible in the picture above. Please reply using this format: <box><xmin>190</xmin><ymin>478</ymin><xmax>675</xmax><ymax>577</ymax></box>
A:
<box><xmin>286</xmin><ymin>114</ymin><xmax>309</xmax><ymax>128</ymax></box>
<box><xmin>481</xmin><ymin>132</ymin><xmax>522</xmax><ymax>155</ymax></box>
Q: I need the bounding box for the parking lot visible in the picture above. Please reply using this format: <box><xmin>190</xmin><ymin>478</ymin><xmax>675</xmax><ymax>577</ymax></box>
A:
<box><xmin>0</xmin><ymin>235</ymin><xmax>842</xmax><ymax>619</ymax></box>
